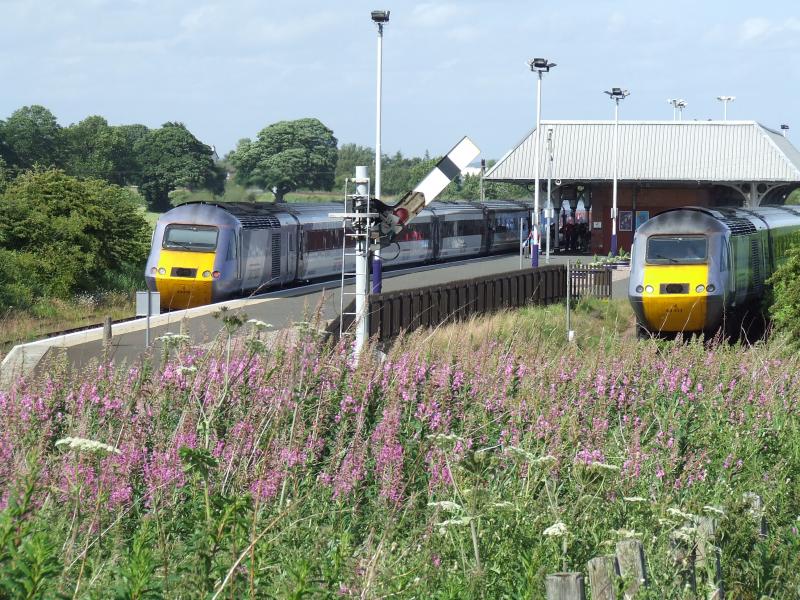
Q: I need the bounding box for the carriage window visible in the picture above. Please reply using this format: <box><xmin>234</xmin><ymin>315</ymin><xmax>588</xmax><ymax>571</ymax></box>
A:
<box><xmin>646</xmin><ymin>236</ymin><xmax>707</xmax><ymax>264</ymax></box>
<box><xmin>163</xmin><ymin>225</ymin><xmax>218</xmax><ymax>252</ymax></box>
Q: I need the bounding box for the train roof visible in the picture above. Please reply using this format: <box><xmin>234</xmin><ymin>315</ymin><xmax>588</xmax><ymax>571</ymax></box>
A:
<box><xmin>639</xmin><ymin>205</ymin><xmax>800</xmax><ymax>236</ymax></box>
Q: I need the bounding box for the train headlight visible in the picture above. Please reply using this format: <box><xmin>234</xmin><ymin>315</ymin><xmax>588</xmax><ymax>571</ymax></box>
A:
<box><xmin>158</xmin><ymin>267</ymin><xmax>166</xmax><ymax>275</ymax></box>
<box><xmin>150</xmin><ymin>267</ymin><xmax>157</xmax><ymax>275</ymax></box>
<box><xmin>202</xmin><ymin>270</ymin><xmax>212</xmax><ymax>278</ymax></box>
<box><xmin>645</xmin><ymin>285</ymin><xmax>654</xmax><ymax>294</ymax></box>
<box><xmin>212</xmin><ymin>271</ymin><xmax>221</xmax><ymax>279</ymax></box>
<box><xmin>706</xmin><ymin>284</ymin><xmax>716</xmax><ymax>293</ymax></box>
<box><xmin>695</xmin><ymin>284</ymin><xmax>705</xmax><ymax>293</ymax></box>
<box><xmin>635</xmin><ymin>285</ymin><xmax>644</xmax><ymax>294</ymax></box>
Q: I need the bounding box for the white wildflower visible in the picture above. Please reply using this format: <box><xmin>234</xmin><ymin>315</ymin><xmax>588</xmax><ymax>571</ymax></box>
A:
<box><xmin>667</xmin><ymin>507</ymin><xmax>696</xmax><ymax>521</ymax></box>
<box><xmin>427</xmin><ymin>433</ymin><xmax>465</xmax><ymax>447</ymax></box>
<box><xmin>672</xmin><ymin>525</ymin><xmax>697</xmax><ymax>543</ymax></box>
<box><xmin>612</xmin><ymin>528</ymin><xmax>639</xmax><ymax>539</ymax></box>
<box><xmin>543</xmin><ymin>522</ymin><xmax>569</xmax><ymax>537</ymax></box>
<box><xmin>427</xmin><ymin>501</ymin><xmax>463</xmax><ymax>513</ymax></box>
<box><xmin>490</xmin><ymin>501</ymin><xmax>515</xmax><ymax>510</ymax></box>
<box><xmin>176</xmin><ymin>365</ymin><xmax>197</xmax><ymax>375</ymax></box>
<box><xmin>533</xmin><ymin>455</ymin><xmax>557</xmax><ymax>468</ymax></box>
<box><xmin>156</xmin><ymin>333</ymin><xmax>190</xmax><ymax>342</ymax></box>
<box><xmin>438</xmin><ymin>516</ymin><xmax>473</xmax><ymax>528</ymax></box>
<box><xmin>506</xmin><ymin>446</ymin><xmax>536</xmax><ymax>462</ymax></box>
<box><xmin>623</xmin><ymin>496</ymin><xmax>648</xmax><ymax>503</ymax></box>
<box><xmin>703</xmin><ymin>505</ymin><xmax>725</xmax><ymax>516</ymax></box>
<box><xmin>55</xmin><ymin>437</ymin><xmax>121</xmax><ymax>455</ymax></box>
<box><xmin>247</xmin><ymin>319</ymin><xmax>273</xmax><ymax>331</ymax></box>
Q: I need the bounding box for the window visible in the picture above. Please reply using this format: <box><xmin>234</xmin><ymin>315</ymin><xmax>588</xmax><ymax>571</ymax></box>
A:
<box><xmin>163</xmin><ymin>225</ymin><xmax>218</xmax><ymax>252</ymax></box>
<box><xmin>646</xmin><ymin>236</ymin><xmax>707</xmax><ymax>264</ymax></box>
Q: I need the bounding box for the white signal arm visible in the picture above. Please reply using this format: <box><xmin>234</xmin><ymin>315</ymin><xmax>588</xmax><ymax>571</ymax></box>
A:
<box><xmin>374</xmin><ymin>136</ymin><xmax>480</xmax><ymax>240</ymax></box>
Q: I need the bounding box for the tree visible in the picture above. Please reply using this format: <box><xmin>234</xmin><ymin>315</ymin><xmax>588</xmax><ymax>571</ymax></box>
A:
<box><xmin>0</xmin><ymin>169</ymin><xmax>150</xmax><ymax>302</ymax></box>
<box><xmin>63</xmin><ymin>116</ymin><xmax>132</xmax><ymax>183</ymax></box>
<box><xmin>229</xmin><ymin>118</ymin><xmax>337</xmax><ymax>202</ymax></box>
<box><xmin>335</xmin><ymin>143</ymin><xmax>374</xmax><ymax>190</ymax></box>
<box><xmin>134</xmin><ymin>122</ymin><xmax>224</xmax><ymax>211</ymax></box>
<box><xmin>3</xmin><ymin>105</ymin><xmax>62</xmax><ymax>169</ymax></box>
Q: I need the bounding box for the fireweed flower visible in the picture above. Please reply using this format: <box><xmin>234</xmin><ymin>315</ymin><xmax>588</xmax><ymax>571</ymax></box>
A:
<box><xmin>56</xmin><ymin>436</ymin><xmax>121</xmax><ymax>455</ymax></box>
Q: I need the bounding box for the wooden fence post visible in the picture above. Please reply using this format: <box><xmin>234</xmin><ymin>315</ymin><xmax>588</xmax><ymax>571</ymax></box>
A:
<box><xmin>697</xmin><ymin>517</ymin><xmax>723</xmax><ymax>599</ymax></box>
<box><xmin>103</xmin><ymin>316</ymin><xmax>112</xmax><ymax>347</ymax></box>
<box><xmin>587</xmin><ymin>555</ymin><xmax>619</xmax><ymax>600</ymax></box>
<box><xmin>545</xmin><ymin>573</ymin><xmax>586</xmax><ymax>600</ymax></box>
<box><xmin>743</xmin><ymin>493</ymin><xmax>767</xmax><ymax>537</ymax></box>
<box><xmin>615</xmin><ymin>540</ymin><xmax>648</xmax><ymax>599</ymax></box>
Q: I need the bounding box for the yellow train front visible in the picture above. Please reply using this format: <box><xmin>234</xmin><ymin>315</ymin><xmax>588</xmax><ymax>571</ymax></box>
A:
<box><xmin>629</xmin><ymin>206</ymin><xmax>800</xmax><ymax>338</ymax></box>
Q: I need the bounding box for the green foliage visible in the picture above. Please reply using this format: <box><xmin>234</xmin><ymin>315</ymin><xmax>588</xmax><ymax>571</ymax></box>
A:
<box><xmin>334</xmin><ymin>143</ymin><xmax>374</xmax><ymax>191</ymax></box>
<box><xmin>2</xmin><ymin>105</ymin><xmax>62</xmax><ymax>170</ymax></box>
<box><xmin>62</xmin><ymin>115</ymin><xmax>139</xmax><ymax>185</ymax></box>
<box><xmin>135</xmin><ymin>122</ymin><xmax>225</xmax><ymax>211</ymax></box>
<box><xmin>767</xmin><ymin>231</ymin><xmax>800</xmax><ymax>348</ymax></box>
<box><xmin>229</xmin><ymin>118</ymin><xmax>337</xmax><ymax>202</ymax></box>
<box><xmin>0</xmin><ymin>169</ymin><xmax>150</xmax><ymax>308</ymax></box>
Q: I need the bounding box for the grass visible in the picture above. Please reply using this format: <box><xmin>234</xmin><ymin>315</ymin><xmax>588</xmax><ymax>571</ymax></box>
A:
<box><xmin>2</xmin><ymin>299</ymin><xmax>799</xmax><ymax>598</ymax></box>
<box><xmin>0</xmin><ymin>292</ymin><xmax>134</xmax><ymax>357</ymax></box>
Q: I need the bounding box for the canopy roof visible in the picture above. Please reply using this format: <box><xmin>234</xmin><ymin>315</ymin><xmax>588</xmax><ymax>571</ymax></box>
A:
<box><xmin>484</xmin><ymin>121</ymin><xmax>800</xmax><ymax>184</ymax></box>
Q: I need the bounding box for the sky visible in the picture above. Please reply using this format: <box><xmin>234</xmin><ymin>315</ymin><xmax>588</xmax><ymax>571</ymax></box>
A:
<box><xmin>1</xmin><ymin>0</ymin><xmax>799</xmax><ymax>161</ymax></box>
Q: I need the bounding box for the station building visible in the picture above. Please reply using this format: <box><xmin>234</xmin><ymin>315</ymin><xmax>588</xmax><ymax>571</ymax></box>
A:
<box><xmin>484</xmin><ymin>120</ymin><xmax>800</xmax><ymax>254</ymax></box>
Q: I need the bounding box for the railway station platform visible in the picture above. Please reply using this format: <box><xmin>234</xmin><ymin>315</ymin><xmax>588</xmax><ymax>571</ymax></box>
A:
<box><xmin>0</xmin><ymin>254</ymin><xmax>629</xmax><ymax>387</ymax></box>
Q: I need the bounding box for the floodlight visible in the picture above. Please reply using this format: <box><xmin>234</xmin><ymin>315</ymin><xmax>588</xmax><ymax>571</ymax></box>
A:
<box><xmin>371</xmin><ymin>10</ymin><xmax>390</xmax><ymax>23</ymax></box>
<box><xmin>528</xmin><ymin>57</ymin><xmax>556</xmax><ymax>72</ymax></box>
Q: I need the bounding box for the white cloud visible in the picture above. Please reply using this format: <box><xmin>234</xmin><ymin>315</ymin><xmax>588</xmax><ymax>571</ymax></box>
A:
<box><xmin>411</xmin><ymin>3</ymin><xmax>462</xmax><ymax>28</ymax></box>
<box><xmin>739</xmin><ymin>17</ymin><xmax>772</xmax><ymax>42</ymax></box>
<box><xmin>739</xmin><ymin>16</ymin><xmax>800</xmax><ymax>43</ymax></box>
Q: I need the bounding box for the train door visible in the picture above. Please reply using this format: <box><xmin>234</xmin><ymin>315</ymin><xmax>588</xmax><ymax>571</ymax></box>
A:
<box><xmin>242</xmin><ymin>229</ymin><xmax>268</xmax><ymax>292</ymax></box>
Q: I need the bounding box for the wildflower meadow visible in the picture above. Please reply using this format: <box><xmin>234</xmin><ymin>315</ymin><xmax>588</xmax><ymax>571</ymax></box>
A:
<box><xmin>1</xmin><ymin>299</ymin><xmax>799</xmax><ymax>598</ymax></box>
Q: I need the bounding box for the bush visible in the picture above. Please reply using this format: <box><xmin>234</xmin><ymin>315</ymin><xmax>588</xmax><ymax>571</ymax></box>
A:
<box><xmin>767</xmin><ymin>232</ymin><xmax>800</xmax><ymax>348</ymax></box>
<box><xmin>0</xmin><ymin>169</ymin><xmax>150</xmax><ymax>309</ymax></box>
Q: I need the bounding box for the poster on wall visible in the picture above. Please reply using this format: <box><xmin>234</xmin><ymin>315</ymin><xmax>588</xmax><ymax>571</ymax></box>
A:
<box><xmin>635</xmin><ymin>211</ymin><xmax>650</xmax><ymax>230</ymax></box>
<box><xmin>619</xmin><ymin>211</ymin><xmax>633</xmax><ymax>231</ymax></box>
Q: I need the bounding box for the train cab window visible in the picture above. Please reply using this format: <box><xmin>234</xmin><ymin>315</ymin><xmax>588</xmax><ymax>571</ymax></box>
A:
<box><xmin>163</xmin><ymin>225</ymin><xmax>218</xmax><ymax>252</ymax></box>
<box><xmin>646</xmin><ymin>235</ymin><xmax>707</xmax><ymax>264</ymax></box>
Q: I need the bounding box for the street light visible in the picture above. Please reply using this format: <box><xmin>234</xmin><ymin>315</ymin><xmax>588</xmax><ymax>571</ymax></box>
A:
<box><xmin>717</xmin><ymin>95</ymin><xmax>735</xmax><ymax>121</ymax></box>
<box><xmin>667</xmin><ymin>98</ymin><xmax>687</xmax><ymax>121</ymax></box>
<box><xmin>781</xmin><ymin>124</ymin><xmax>790</xmax><ymax>138</ymax></box>
<box><xmin>371</xmin><ymin>9</ymin><xmax>389</xmax><ymax>293</ymax></box>
<box><xmin>527</xmin><ymin>57</ymin><xmax>556</xmax><ymax>268</ymax></box>
<box><xmin>605</xmin><ymin>87</ymin><xmax>630</xmax><ymax>257</ymax></box>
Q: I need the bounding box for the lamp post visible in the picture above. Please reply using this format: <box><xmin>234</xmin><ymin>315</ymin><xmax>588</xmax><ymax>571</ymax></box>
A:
<box><xmin>527</xmin><ymin>57</ymin><xmax>556</xmax><ymax>268</ymax></box>
<box><xmin>371</xmin><ymin>9</ymin><xmax>389</xmax><ymax>293</ymax></box>
<box><xmin>605</xmin><ymin>87</ymin><xmax>629</xmax><ymax>257</ymax></box>
<box><xmin>781</xmin><ymin>124</ymin><xmax>790</xmax><ymax>138</ymax></box>
<box><xmin>717</xmin><ymin>95</ymin><xmax>735</xmax><ymax>121</ymax></box>
<box><xmin>545</xmin><ymin>127</ymin><xmax>554</xmax><ymax>263</ymax></box>
<box><xmin>668</xmin><ymin>98</ymin><xmax>687</xmax><ymax>121</ymax></box>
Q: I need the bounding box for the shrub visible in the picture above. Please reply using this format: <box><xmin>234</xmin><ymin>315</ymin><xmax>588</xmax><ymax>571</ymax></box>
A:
<box><xmin>0</xmin><ymin>169</ymin><xmax>150</xmax><ymax>309</ymax></box>
<box><xmin>767</xmin><ymin>232</ymin><xmax>800</xmax><ymax>348</ymax></box>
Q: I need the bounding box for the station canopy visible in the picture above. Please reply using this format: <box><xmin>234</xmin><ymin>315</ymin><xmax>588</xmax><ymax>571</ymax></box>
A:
<box><xmin>484</xmin><ymin>121</ymin><xmax>800</xmax><ymax>185</ymax></box>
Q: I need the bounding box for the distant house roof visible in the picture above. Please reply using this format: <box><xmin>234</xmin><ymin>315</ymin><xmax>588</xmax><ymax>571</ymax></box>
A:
<box><xmin>484</xmin><ymin>121</ymin><xmax>800</xmax><ymax>184</ymax></box>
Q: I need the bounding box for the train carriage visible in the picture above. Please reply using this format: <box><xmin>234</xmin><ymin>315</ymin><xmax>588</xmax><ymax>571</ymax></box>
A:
<box><xmin>628</xmin><ymin>205</ymin><xmax>800</xmax><ymax>337</ymax></box>
<box><xmin>146</xmin><ymin>200</ymin><xmax>534</xmax><ymax>310</ymax></box>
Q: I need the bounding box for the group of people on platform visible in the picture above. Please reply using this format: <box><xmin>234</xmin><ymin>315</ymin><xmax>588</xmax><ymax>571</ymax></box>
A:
<box><xmin>521</xmin><ymin>219</ymin><xmax>592</xmax><ymax>255</ymax></box>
